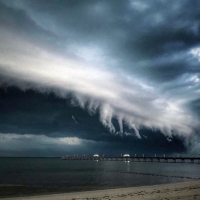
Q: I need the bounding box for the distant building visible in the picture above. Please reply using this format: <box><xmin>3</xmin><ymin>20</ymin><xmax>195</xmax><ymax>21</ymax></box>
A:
<box><xmin>93</xmin><ymin>154</ymin><xmax>99</xmax><ymax>158</ymax></box>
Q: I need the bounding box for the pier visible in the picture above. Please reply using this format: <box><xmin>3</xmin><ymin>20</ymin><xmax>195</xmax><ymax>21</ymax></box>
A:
<box><xmin>61</xmin><ymin>155</ymin><xmax>200</xmax><ymax>164</ymax></box>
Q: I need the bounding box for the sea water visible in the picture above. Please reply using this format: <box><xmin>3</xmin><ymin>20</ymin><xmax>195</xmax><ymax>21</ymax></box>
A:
<box><xmin>0</xmin><ymin>157</ymin><xmax>200</xmax><ymax>192</ymax></box>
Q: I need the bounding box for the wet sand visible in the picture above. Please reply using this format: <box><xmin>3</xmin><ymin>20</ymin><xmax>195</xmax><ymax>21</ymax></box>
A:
<box><xmin>1</xmin><ymin>180</ymin><xmax>200</xmax><ymax>200</ymax></box>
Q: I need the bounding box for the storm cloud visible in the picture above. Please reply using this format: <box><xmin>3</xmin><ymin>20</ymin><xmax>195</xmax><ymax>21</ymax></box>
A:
<box><xmin>0</xmin><ymin>0</ymin><xmax>200</xmax><ymax>156</ymax></box>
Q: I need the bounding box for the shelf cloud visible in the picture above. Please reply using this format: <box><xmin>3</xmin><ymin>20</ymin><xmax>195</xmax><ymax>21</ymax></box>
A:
<box><xmin>0</xmin><ymin>0</ymin><xmax>200</xmax><ymax>155</ymax></box>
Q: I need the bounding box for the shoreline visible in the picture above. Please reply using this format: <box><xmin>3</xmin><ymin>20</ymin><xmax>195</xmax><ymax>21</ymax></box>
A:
<box><xmin>1</xmin><ymin>180</ymin><xmax>200</xmax><ymax>200</ymax></box>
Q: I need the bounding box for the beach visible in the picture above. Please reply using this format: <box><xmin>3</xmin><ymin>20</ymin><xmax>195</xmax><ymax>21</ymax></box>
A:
<box><xmin>1</xmin><ymin>180</ymin><xmax>200</xmax><ymax>200</ymax></box>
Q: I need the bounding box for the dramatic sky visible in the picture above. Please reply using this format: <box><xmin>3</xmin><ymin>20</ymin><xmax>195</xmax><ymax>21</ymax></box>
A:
<box><xmin>0</xmin><ymin>0</ymin><xmax>200</xmax><ymax>157</ymax></box>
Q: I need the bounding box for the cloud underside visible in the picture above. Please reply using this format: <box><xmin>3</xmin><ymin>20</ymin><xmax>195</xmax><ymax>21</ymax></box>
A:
<box><xmin>0</xmin><ymin>0</ymin><xmax>200</xmax><ymax>154</ymax></box>
<box><xmin>0</xmin><ymin>131</ymin><xmax>187</xmax><ymax>156</ymax></box>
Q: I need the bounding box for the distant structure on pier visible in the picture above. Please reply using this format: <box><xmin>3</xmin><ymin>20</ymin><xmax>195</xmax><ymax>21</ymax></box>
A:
<box><xmin>123</xmin><ymin>154</ymin><xmax>130</xmax><ymax>158</ymax></box>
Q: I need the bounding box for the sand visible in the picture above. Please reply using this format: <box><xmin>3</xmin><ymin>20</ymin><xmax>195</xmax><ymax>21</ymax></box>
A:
<box><xmin>1</xmin><ymin>180</ymin><xmax>200</xmax><ymax>200</ymax></box>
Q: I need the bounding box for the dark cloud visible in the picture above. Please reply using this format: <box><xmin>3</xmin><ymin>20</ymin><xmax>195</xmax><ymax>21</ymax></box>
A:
<box><xmin>188</xmin><ymin>98</ymin><xmax>200</xmax><ymax>119</ymax></box>
<box><xmin>0</xmin><ymin>87</ymin><xmax>187</xmax><ymax>155</ymax></box>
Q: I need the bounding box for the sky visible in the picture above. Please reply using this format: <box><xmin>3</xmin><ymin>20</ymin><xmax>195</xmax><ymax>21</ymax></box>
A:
<box><xmin>0</xmin><ymin>0</ymin><xmax>200</xmax><ymax>157</ymax></box>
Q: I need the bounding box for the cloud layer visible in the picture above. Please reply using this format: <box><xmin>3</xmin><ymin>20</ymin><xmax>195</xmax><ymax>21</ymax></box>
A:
<box><xmin>0</xmin><ymin>0</ymin><xmax>200</xmax><ymax>155</ymax></box>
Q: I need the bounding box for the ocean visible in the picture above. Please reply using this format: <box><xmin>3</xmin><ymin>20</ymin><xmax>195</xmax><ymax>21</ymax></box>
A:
<box><xmin>0</xmin><ymin>157</ymin><xmax>200</xmax><ymax>193</ymax></box>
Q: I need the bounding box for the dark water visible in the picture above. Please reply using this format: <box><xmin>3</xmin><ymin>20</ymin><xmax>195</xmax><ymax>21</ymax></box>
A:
<box><xmin>0</xmin><ymin>158</ymin><xmax>200</xmax><ymax>192</ymax></box>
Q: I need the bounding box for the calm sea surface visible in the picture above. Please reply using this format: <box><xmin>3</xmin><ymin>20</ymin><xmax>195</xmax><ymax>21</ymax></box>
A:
<box><xmin>0</xmin><ymin>158</ymin><xmax>200</xmax><ymax>192</ymax></box>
